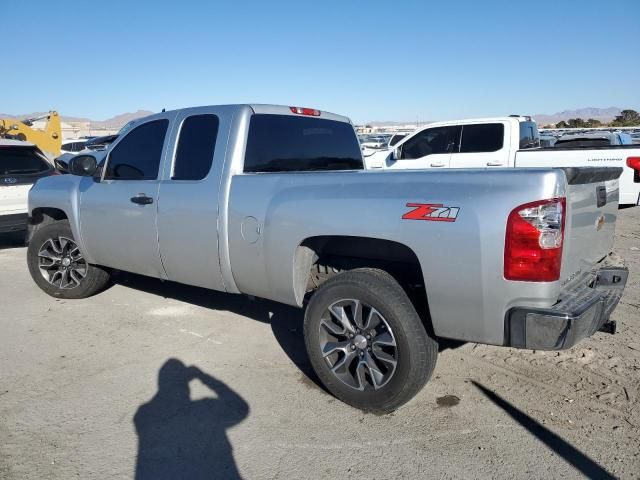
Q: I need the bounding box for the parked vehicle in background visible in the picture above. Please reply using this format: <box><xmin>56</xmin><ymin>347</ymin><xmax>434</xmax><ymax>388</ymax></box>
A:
<box><xmin>359</xmin><ymin>134</ymin><xmax>391</xmax><ymax>154</ymax></box>
<box><xmin>0</xmin><ymin>140</ymin><xmax>56</xmax><ymax>233</ymax></box>
<box><xmin>539</xmin><ymin>134</ymin><xmax>557</xmax><ymax>148</ymax></box>
<box><xmin>364</xmin><ymin>116</ymin><xmax>640</xmax><ymax>206</ymax></box>
<box><xmin>61</xmin><ymin>139</ymin><xmax>88</xmax><ymax>154</ymax></box>
<box><xmin>388</xmin><ymin>132</ymin><xmax>407</xmax><ymax>146</ymax></box>
<box><xmin>84</xmin><ymin>134</ymin><xmax>119</xmax><ymax>151</ymax></box>
<box><xmin>555</xmin><ymin>131</ymin><xmax>633</xmax><ymax>148</ymax></box>
<box><xmin>54</xmin><ymin>133</ymin><xmax>126</xmax><ymax>174</ymax></box>
<box><xmin>360</xmin><ymin>133</ymin><xmax>410</xmax><ymax>156</ymax></box>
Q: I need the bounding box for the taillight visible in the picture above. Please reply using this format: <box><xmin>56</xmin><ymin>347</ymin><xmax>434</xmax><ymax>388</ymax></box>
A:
<box><xmin>628</xmin><ymin>157</ymin><xmax>640</xmax><ymax>182</ymax></box>
<box><xmin>289</xmin><ymin>106</ymin><xmax>321</xmax><ymax>116</ymax></box>
<box><xmin>627</xmin><ymin>157</ymin><xmax>640</xmax><ymax>170</ymax></box>
<box><xmin>504</xmin><ymin>198</ymin><xmax>566</xmax><ymax>282</ymax></box>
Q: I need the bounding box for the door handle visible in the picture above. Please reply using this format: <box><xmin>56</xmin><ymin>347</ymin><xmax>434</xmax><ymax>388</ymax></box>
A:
<box><xmin>130</xmin><ymin>194</ymin><xmax>154</xmax><ymax>205</ymax></box>
<box><xmin>486</xmin><ymin>162</ymin><xmax>503</xmax><ymax>166</ymax></box>
<box><xmin>430</xmin><ymin>162</ymin><xmax>446</xmax><ymax>167</ymax></box>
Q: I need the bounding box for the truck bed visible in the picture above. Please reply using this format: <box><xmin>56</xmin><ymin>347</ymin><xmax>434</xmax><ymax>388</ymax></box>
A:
<box><xmin>227</xmin><ymin>167</ymin><xmax>620</xmax><ymax>346</ymax></box>
<box><xmin>515</xmin><ymin>145</ymin><xmax>640</xmax><ymax>206</ymax></box>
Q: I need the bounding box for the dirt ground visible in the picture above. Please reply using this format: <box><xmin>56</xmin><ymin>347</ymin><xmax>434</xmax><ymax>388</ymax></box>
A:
<box><xmin>0</xmin><ymin>207</ymin><xmax>638</xmax><ymax>479</ymax></box>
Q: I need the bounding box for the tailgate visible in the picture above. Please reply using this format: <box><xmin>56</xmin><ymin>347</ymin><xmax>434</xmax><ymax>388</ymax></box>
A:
<box><xmin>560</xmin><ymin>167</ymin><xmax>623</xmax><ymax>284</ymax></box>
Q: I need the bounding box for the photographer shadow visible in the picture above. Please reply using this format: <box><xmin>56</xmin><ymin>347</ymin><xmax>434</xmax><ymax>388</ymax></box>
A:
<box><xmin>134</xmin><ymin>358</ymin><xmax>249</xmax><ymax>480</ymax></box>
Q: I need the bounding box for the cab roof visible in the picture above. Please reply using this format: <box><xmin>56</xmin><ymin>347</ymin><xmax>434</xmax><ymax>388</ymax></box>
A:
<box><xmin>153</xmin><ymin>104</ymin><xmax>352</xmax><ymax>124</ymax></box>
<box><xmin>249</xmin><ymin>104</ymin><xmax>351</xmax><ymax>123</ymax></box>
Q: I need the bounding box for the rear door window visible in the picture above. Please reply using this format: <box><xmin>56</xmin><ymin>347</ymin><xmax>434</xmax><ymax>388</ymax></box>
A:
<box><xmin>399</xmin><ymin>126</ymin><xmax>461</xmax><ymax>159</ymax></box>
<box><xmin>0</xmin><ymin>147</ymin><xmax>51</xmax><ymax>177</ymax></box>
<box><xmin>172</xmin><ymin>114</ymin><xmax>219</xmax><ymax>180</ymax></box>
<box><xmin>460</xmin><ymin>123</ymin><xmax>504</xmax><ymax>153</ymax></box>
<box><xmin>105</xmin><ymin>119</ymin><xmax>169</xmax><ymax>180</ymax></box>
<box><xmin>244</xmin><ymin>115</ymin><xmax>363</xmax><ymax>172</ymax></box>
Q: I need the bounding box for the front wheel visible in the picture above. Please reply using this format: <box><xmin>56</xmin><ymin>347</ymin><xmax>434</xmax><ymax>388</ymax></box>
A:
<box><xmin>304</xmin><ymin>268</ymin><xmax>438</xmax><ymax>413</ymax></box>
<box><xmin>27</xmin><ymin>220</ymin><xmax>111</xmax><ymax>299</ymax></box>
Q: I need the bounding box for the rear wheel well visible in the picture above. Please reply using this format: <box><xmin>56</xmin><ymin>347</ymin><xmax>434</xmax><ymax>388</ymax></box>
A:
<box><xmin>296</xmin><ymin>236</ymin><xmax>432</xmax><ymax>333</ymax></box>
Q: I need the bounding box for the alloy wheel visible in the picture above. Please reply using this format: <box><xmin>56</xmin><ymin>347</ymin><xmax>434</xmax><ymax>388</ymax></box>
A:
<box><xmin>318</xmin><ymin>298</ymin><xmax>398</xmax><ymax>391</ymax></box>
<box><xmin>37</xmin><ymin>236</ymin><xmax>87</xmax><ymax>289</ymax></box>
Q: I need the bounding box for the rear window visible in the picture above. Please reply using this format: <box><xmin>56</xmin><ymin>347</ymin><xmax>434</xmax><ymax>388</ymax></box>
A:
<box><xmin>460</xmin><ymin>124</ymin><xmax>504</xmax><ymax>153</ymax></box>
<box><xmin>0</xmin><ymin>147</ymin><xmax>51</xmax><ymax>176</ymax></box>
<box><xmin>555</xmin><ymin>138</ymin><xmax>612</xmax><ymax>148</ymax></box>
<box><xmin>519</xmin><ymin>122</ymin><xmax>540</xmax><ymax>149</ymax></box>
<box><xmin>244</xmin><ymin>115</ymin><xmax>363</xmax><ymax>172</ymax></box>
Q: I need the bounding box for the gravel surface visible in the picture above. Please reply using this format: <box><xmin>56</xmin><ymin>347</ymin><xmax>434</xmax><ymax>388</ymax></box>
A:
<box><xmin>0</xmin><ymin>208</ymin><xmax>638</xmax><ymax>479</ymax></box>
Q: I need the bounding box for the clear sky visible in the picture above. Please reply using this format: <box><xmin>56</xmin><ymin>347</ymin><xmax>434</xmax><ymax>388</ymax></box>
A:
<box><xmin>4</xmin><ymin>0</ymin><xmax>639</xmax><ymax>123</ymax></box>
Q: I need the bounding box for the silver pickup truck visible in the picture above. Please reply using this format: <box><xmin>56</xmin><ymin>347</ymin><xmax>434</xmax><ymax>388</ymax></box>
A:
<box><xmin>26</xmin><ymin>104</ymin><xmax>628</xmax><ymax>412</ymax></box>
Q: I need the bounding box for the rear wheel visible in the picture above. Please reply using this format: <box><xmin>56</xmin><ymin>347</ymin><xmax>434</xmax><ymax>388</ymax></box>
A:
<box><xmin>27</xmin><ymin>220</ymin><xmax>111</xmax><ymax>299</ymax></box>
<box><xmin>304</xmin><ymin>268</ymin><xmax>438</xmax><ymax>413</ymax></box>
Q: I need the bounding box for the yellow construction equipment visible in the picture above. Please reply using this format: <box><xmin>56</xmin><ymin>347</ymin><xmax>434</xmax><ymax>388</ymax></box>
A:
<box><xmin>0</xmin><ymin>111</ymin><xmax>62</xmax><ymax>158</ymax></box>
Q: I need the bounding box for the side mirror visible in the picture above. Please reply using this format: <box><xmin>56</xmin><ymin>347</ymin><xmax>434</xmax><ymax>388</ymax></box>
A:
<box><xmin>390</xmin><ymin>146</ymin><xmax>401</xmax><ymax>162</ymax></box>
<box><xmin>69</xmin><ymin>154</ymin><xmax>98</xmax><ymax>177</ymax></box>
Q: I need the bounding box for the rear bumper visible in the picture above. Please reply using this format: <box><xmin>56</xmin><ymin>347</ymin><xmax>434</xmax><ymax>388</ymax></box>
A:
<box><xmin>0</xmin><ymin>213</ymin><xmax>29</xmax><ymax>233</ymax></box>
<box><xmin>505</xmin><ymin>255</ymin><xmax>628</xmax><ymax>350</ymax></box>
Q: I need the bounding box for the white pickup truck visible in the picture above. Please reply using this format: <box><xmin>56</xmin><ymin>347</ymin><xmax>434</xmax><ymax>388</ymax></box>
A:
<box><xmin>364</xmin><ymin>116</ymin><xmax>640</xmax><ymax>206</ymax></box>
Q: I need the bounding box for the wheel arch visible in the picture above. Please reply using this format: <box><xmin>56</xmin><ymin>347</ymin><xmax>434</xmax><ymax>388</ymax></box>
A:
<box><xmin>30</xmin><ymin>207</ymin><xmax>69</xmax><ymax>225</ymax></box>
<box><xmin>28</xmin><ymin>207</ymin><xmax>69</xmax><ymax>243</ymax></box>
<box><xmin>293</xmin><ymin>235</ymin><xmax>433</xmax><ymax>333</ymax></box>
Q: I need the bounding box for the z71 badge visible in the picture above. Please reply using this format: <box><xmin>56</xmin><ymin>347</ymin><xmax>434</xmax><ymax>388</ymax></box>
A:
<box><xmin>402</xmin><ymin>203</ymin><xmax>460</xmax><ymax>222</ymax></box>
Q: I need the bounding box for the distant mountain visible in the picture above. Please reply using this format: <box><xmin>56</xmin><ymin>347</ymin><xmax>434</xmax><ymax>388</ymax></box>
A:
<box><xmin>366</xmin><ymin>120</ymin><xmax>433</xmax><ymax>127</ymax></box>
<box><xmin>0</xmin><ymin>110</ymin><xmax>154</xmax><ymax>129</ymax></box>
<box><xmin>532</xmin><ymin>107</ymin><xmax>622</xmax><ymax>126</ymax></box>
<box><xmin>363</xmin><ymin>107</ymin><xmax>626</xmax><ymax>127</ymax></box>
<box><xmin>3</xmin><ymin>107</ymin><xmax>629</xmax><ymax>130</ymax></box>
<box><xmin>91</xmin><ymin>110</ymin><xmax>155</xmax><ymax>128</ymax></box>
<box><xmin>0</xmin><ymin>111</ymin><xmax>92</xmax><ymax>123</ymax></box>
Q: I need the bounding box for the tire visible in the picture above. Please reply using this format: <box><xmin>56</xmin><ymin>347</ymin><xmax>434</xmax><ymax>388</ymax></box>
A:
<box><xmin>27</xmin><ymin>220</ymin><xmax>111</xmax><ymax>299</ymax></box>
<box><xmin>304</xmin><ymin>268</ymin><xmax>438</xmax><ymax>413</ymax></box>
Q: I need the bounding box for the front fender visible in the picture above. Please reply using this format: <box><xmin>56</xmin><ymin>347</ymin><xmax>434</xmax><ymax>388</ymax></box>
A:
<box><xmin>28</xmin><ymin>175</ymin><xmax>93</xmax><ymax>262</ymax></box>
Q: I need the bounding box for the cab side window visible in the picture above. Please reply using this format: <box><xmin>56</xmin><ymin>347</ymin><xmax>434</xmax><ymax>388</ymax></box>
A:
<box><xmin>400</xmin><ymin>126</ymin><xmax>461</xmax><ymax>159</ymax></box>
<box><xmin>105</xmin><ymin>120</ymin><xmax>169</xmax><ymax>180</ymax></box>
<box><xmin>172</xmin><ymin>114</ymin><xmax>219</xmax><ymax>181</ymax></box>
<box><xmin>459</xmin><ymin>123</ymin><xmax>504</xmax><ymax>153</ymax></box>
